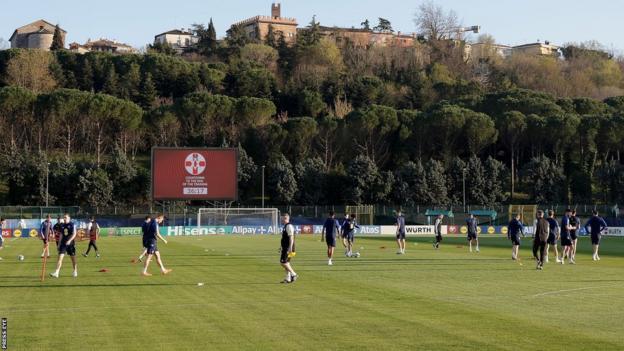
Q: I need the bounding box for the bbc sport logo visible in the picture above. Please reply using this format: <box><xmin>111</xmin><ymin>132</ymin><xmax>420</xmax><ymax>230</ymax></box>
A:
<box><xmin>184</xmin><ymin>153</ymin><xmax>206</xmax><ymax>176</ymax></box>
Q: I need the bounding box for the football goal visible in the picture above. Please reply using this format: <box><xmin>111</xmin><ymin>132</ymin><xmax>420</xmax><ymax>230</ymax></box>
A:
<box><xmin>197</xmin><ymin>207</ymin><xmax>280</xmax><ymax>233</ymax></box>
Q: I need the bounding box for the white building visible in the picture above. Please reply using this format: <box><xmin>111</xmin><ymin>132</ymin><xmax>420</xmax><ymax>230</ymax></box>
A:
<box><xmin>154</xmin><ymin>29</ymin><xmax>198</xmax><ymax>53</ymax></box>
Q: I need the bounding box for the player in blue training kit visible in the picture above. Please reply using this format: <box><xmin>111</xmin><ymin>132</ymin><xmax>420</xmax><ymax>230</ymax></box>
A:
<box><xmin>280</xmin><ymin>213</ymin><xmax>298</xmax><ymax>283</ymax></box>
<box><xmin>39</xmin><ymin>214</ymin><xmax>54</xmax><ymax>258</ymax></box>
<box><xmin>141</xmin><ymin>214</ymin><xmax>172</xmax><ymax>276</ymax></box>
<box><xmin>343</xmin><ymin>214</ymin><xmax>360</xmax><ymax>257</ymax></box>
<box><xmin>136</xmin><ymin>215</ymin><xmax>151</xmax><ymax>263</ymax></box>
<box><xmin>546</xmin><ymin>210</ymin><xmax>561</xmax><ymax>263</ymax></box>
<box><xmin>466</xmin><ymin>213</ymin><xmax>479</xmax><ymax>253</ymax></box>
<box><xmin>50</xmin><ymin>214</ymin><xmax>78</xmax><ymax>278</ymax></box>
<box><xmin>585</xmin><ymin>210</ymin><xmax>608</xmax><ymax>261</ymax></box>
<box><xmin>507</xmin><ymin>213</ymin><xmax>524</xmax><ymax>260</ymax></box>
<box><xmin>560</xmin><ymin>209</ymin><xmax>574</xmax><ymax>264</ymax></box>
<box><xmin>322</xmin><ymin>211</ymin><xmax>340</xmax><ymax>265</ymax></box>
<box><xmin>396</xmin><ymin>210</ymin><xmax>406</xmax><ymax>254</ymax></box>
<box><xmin>569</xmin><ymin>210</ymin><xmax>580</xmax><ymax>262</ymax></box>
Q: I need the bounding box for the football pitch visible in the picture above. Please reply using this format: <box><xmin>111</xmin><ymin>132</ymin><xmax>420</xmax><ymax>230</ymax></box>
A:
<box><xmin>1</xmin><ymin>235</ymin><xmax>623</xmax><ymax>351</ymax></box>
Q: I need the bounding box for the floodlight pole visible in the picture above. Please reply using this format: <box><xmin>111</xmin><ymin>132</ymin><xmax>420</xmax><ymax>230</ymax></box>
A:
<box><xmin>261</xmin><ymin>165</ymin><xmax>265</xmax><ymax>208</ymax></box>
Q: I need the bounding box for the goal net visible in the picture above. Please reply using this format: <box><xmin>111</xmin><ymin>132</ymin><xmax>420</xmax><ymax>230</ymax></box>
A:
<box><xmin>197</xmin><ymin>208</ymin><xmax>280</xmax><ymax>233</ymax></box>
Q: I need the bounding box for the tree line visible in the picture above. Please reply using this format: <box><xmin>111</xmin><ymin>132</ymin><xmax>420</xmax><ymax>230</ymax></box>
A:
<box><xmin>1</xmin><ymin>2</ymin><xmax>624</xmax><ymax>208</ymax></box>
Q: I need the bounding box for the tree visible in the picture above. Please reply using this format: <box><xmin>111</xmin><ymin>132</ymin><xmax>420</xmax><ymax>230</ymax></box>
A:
<box><xmin>361</xmin><ymin>19</ymin><xmax>371</xmax><ymax>30</ymax></box>
<box><xmin>50</xmin><ymin>24</ymin><xmax>64</xmax><ymax>51</ymax></box>
<box><xmin>295</xmin><ymin>157</ymin><xmax>326</xmax><ymax>204</ymax></box>
<box><xmin>484</xmin><ymin>156</ymin><xmax>507</xmax><ymax>205</ymax></box>
<box><xmin>392</xmin><ymin>160</ymin><xmax>428</xmax><ymax>206</ymax></box>
<box><xmin>465</xmin><ymin>155</ymin><xmax>488</xmax><ymax>205</ymax></box>
<box><xmin>102</xmin><ymin>64</ymin><xmax>118</xmax><ymax>96</ymax></box>
<box><xmin>414</xmin><ymin>0</ymin><xmax>460</xmax><ymax>40</ymax></box>
<box><xmin>207</xmin><ymin>18</ymin><xmax>217</xmax><ymax>52</ymax></box>
<box><xmin>373</xmin><ymin>18</ymin><xmax>393</xmax><ymax>33</ymax></box>
<box><xmin>297</xmin><ymin>17</ymin><xmax>321</xmax><ymax>48</ymax></box>
<box><xmin>193</xmin><ymin>19</ymin><xmax>218</xmax><ymax>55</ymax></box>
<box><xmin>237</xmin><ymin>144</ymin><xmax>257</xmax><ymax>198</ymax></box>
<box><xmin>226</xmin><ymin>24</ymin><xmax>251</xmax><ymax>50</ymax></box>
<box><xmin>496</xmin><ymin>111</ymin><xmax>527</xmax><ymax>201</ymax></box>
<box><xmin>346</xmin><ymin>105</ymin><xmax>400</xmax><ymax>166</ymax></box>
<box><xmin>267</xmin><ymin>153</ymin><xmax>297</xmax><ymax>204</ymax></box>
<box><xmin>425</xmin><ymin>159</ymin><xmax>449</xmax><ymax>205</ymax></box>
<box><xmin>76</xmin><ymin>167</ymin><xmax>113</xmax><ymax>210</ymax></box>
<box><xmin>138</xmin><ymin>72</ymin><xmax>157</xmax><ymax>110</ymax></box>
<box><xmin>6</xmin><ymin>50</ymin><xmax>57</xmax><ymax>93</ymax></box>
<box><xmin>346</xmin><ymin>155</ymin><xmax>379</xmax><ymax>205</ymax></box>
<box><xmin>463</xmin><ymin>111</ymin><xmax>497</xmax><ymax>155</ymax></box>
<box><xmin>522</xmin><ymin>155</ymin><xmax>566</xmax><ymax>203</ymax></box>
<box><xmin>265</xmin><ymin>24</ymin><xmax>278</xmax><ymax>48</ymax></box>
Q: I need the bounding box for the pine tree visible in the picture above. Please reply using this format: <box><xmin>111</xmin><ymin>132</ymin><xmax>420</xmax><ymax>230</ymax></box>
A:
<box><xmin>50</xmin><ymin>24</ymin><xmax>64</xmax><ymax>50</ymax></box>
<box><xmin>425</xmin><ymin>159</ymin><xmax>449</xmax><ymax>205</ymax></box>
<box><xmin>466</xmin><ymin>155</ymin><xmax>488</xmax><ymax>205</ymax></box>
<box><xmin>102</xmin><ymin>65</ymin><xmax>118</xmax><ymax>96</ymax></box>
<box><xmin>80</xmin><ymin>57</ymin><xmax>94</xmax><ymax>91</ymax></box>
<box><xmin>361</xmin><ymin>19</ymin><xmax>371</xmax><ymax>30</ymax></box>
<box><xmin>121</xmin><ymin>63</ymin><xmax>141</xmax><ymax>101</ymax></box>
<box><xmin>138</xmin><ymin>72</ymin><xmax>157</xmax><ymax>110</ymax></box>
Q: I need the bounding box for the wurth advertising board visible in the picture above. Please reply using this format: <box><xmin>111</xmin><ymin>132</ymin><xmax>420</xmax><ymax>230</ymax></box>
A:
<box><xmin>151</xmin><ymin>148</ymin><xmax>238</xmax><ymax>201</ymax></box>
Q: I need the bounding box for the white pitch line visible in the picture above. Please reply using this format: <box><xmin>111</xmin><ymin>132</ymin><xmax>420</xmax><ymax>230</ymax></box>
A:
<box><xmin>531</xmin><ymin>285</ymin><xmax>611</xmax><ymax>298</ymax></box>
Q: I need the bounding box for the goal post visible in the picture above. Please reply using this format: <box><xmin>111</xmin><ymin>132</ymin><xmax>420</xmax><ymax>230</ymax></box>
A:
<box><xmin>197</xmin><ymin>208</ymin><xmax>280</xmax><ymax>234</ymax></box>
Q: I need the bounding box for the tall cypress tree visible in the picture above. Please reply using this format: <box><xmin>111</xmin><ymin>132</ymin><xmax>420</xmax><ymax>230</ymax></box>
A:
<box><xmin>102</xmin><ymin>65</ymin><xmax>118</xmax><ymax>96</ymax></box>
<box><xmin>266</xmin><ymin>24</ymin><xmax>277</xmax><ymax>48</ymax></box>
<box><xmin>50</xmin><ymin>24</ymin><xmax>64</xmax><ymax>50</ymax></box>
<box><xmin>207</xmin><ymin>18</ymin><xmax>217</xmax><ymax>52</ymax></box>
<box><xmin>138</xmin><ymin>72</ymin><xmax>157</xmax><ymax>110</ymax></box>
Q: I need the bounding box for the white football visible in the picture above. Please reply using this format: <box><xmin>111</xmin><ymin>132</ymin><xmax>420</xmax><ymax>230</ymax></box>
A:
<box><xmin>18</xmin><ymin>255</ymin><xmax>25</xmax><ymax>261</ymax></box>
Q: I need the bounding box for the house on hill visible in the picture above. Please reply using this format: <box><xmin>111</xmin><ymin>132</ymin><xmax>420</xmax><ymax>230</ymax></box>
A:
<box><xmin>69</xmin><ymin>38</ymin><xmax>136</xmax><ymax>54</ymax></box>
<box><xmin>154</xmin><ymin>29</ymin><xmax>199</xmax><ymax>53</ymax></box>
<box><xmin>9</xmin><ymin>19</ymin><xmax>66</xmax><ymax>50</ymax></box>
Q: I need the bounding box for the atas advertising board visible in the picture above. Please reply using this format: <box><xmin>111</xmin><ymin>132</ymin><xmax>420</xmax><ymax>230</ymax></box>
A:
<box><xmin>151</xmin><ymin>148</ymin><xmax>238</xmax><ymax>201</ymax></box>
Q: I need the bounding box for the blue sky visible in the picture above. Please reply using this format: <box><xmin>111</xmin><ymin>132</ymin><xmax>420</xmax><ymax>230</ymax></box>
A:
<box><xmin>0</xmin><ymin>0</ymin><xmax>621</xmax><ymax>53</ymax></box>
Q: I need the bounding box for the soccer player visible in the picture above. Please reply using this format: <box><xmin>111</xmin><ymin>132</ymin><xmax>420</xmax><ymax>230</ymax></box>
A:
<box><xmin>466</xmin><ymin>213</ymin><xmax>479</xmax><ymax>253</ymax></box>
<box><xmin>279</xmin><ymin>213</ymin><xmax>298</xmax><ymax>283</ymax></box>
<box><xmin>137</xmin><ymin>215</ymin><xmax>151</xmax><ymax>262</ymax></box>
<box><xmin>584</xmin><ymin>210</ymin><xmax>608</xmax><ymax>261</ymax></box>
<box><xmin>344</xmin><ymin>214</ymin><xmax>359</xmax><ymax>257</ymax></box>
<box><xmin>569</xmin><ymin>210</ymin><xmax>580</xmax><ymax>261</ymax></box>
<box><xmin>340</xmin><ymin>213</ymin><xmax>350</xmax><ymax>252</ymax></box>
<box><xmin>433</xmin><ymin>214</ymin><xmax>443</xmax><ymax>249</ymax></box>
<box><xmin>395</xmin><ymin>210</ymin><xmax>406</xmax><ymax>255</ymax></box>
<box><xmin>142</xmin><ymin>214</ymin><xmax>172</xmax><ymax>276</ymax></box>
<box><xmin>322</xmin><ymin>211</ymin><xmax>340</xmax><ymax>265</ymax></box>
<box><xmin>83</xmin><ymin>216</ymin><xmax>100</xmax><ymax>258</ymax></box>
<box><xmin>53</xmin><ymin>216</ymin><xmax>62</xmax><ymax>246</ymax></box>
<box><xmin>50</xmin><ymin>213</ymin><xmax>78</xmax><ymax>278</ymax></box>
<box><xmin>508</xmin><ymin>213</ymin><xmax>524</xmax><ymax>260</ymax></box>
<box><xmin>533</xmin><ymin>210</ymin><xmax>549</xmax><ymax>270</ymax></box>
<box><xmin>39</xmin><ymin>214</ymin><xmax>54</xmax><ymax>258</ymax></box>
<box><xmin>546</xmin><ymin>210</ymin><xmax>561</xmax><ymax>263</ymax></box>
<box><xmin>0</xmin><ymin>218</ymin><xmax>6</xmax><ymax>251</ymax></box>
<box><xmin>560</xmin><ymin>209</ymin><xmax>574</xmax><ymax>264</ymax></box>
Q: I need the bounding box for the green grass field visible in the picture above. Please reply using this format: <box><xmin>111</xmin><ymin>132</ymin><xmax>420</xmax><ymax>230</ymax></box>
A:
<box><xmin>1</xmin><ymin>235</ymin><xmax>623</xmax><ymax>351</ymax></box>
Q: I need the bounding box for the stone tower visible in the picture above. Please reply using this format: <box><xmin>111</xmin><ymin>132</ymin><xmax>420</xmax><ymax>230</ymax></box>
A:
<box><xmin>271</xmin><ymin>3</ymin><xmax>281</xmax><ymax>18</ymax></box>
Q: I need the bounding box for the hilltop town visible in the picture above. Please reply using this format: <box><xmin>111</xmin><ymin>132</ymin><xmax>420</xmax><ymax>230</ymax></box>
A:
<box><xmin>6</xmin><ymin>3</ymin><xmax>560</xmax><ymax>60</ymax></box>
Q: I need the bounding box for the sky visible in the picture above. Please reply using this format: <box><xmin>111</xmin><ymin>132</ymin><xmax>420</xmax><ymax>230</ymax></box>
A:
<box><xmin>0</xmin><ymin>0</ymin><xmax>621</xmax><ymax>54</ymax></box>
